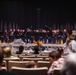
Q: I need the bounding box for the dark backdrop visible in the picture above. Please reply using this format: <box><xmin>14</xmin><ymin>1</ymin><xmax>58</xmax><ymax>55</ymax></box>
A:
<box><xmin>0</xmin><ymin>0</ymin><xmax>76</xmax><ymax>30</ymax></box>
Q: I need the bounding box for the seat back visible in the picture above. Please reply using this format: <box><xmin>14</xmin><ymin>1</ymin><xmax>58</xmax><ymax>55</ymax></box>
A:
<box><xmin>37</xmin><ymin>61</ymin><xmax>51</xmax><ymax>69</ymax></box>
<box><xmin>45</xmin><ymin>58</ymin><xmax>49</xmax><ymax>61</ymax></box>
<box><xmin>2</xmin><ymin>60</ymin><xmax>6</xmax><ymax>67</ymax></box>
<box><xmin>4</xmin><ymin>57</ymin><xmax>20</xmax><ymax>71</ymax></box>
<box><xmin>11</xmin><ymin>67</ymin><xmax>48</xmax><ymax>75</ymax></box>
<box><xmin>53</xmin><ymin>68</ymin><xmax>61</xmax><ymax>75</ymax></box>
<box><xmin>8</xmin><ymin>61</ymin><xmax>32</xmax><ymax>71</ymax></box>
<box><xmin>37</xmin><ymin>55</ymin><xmax>49</xmax><ymax>60</ymax></box>
<box><xmin>1</xmin><ymin>67</ymin><xmax>7</xmax><ymax>71</ymax></box>
<box><xmin>23</xmin><ymin>58</ymin><xmax>43</xmax><ymax>63</ymax></box>
<box><xmin>4</xmin><ymin>57</ymin><xmax>20</xmax><ymax>61</ymax></box>
<box><xmin>19</xmin><ymin>55</ymin><xmax>36</xmax><ymax>61</ymax></box>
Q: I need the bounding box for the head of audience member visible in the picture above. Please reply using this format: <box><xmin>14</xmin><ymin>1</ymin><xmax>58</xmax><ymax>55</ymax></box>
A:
<box><xmin>0</xmin><ymin>47</ymin><xmax>3</xmax><ymax>67</ymax></box>
<box><xmin>57</xmin><ymin>48</ymin><xmax>64</xmax><ymax>57</ymax></box>
<box><xmin>16</xmin><ymin>45</ymin><xmax>24</xmax><ymax>54</ymax></box>
<box><xmin>60</xmin><ymin>53</ymin><xmax>76</xmax><ymax>75</ymax></box>
<box><xmin>25</xmin><ymin>61</ymin><xmax>37</xmax><ymax>68</ymax></box>
<box><xmin>3</xmin><ymin>46</ymin><xmax>12</xmax><ymax>58</ymax></box>
<box><xmin>49</xmin><ymin>51</ymin><xmax>61</xmax><ymax>64</ymax></box>
<box><xmin>33</xmin><ymin>45</ymin><xmax>40</xmax><ymax>54</ymax></box>
<box><xmin>19</xmin><ymin>45</ymin><xmax>24</xmax><ymax>53</ymax></box>
<box><xmin>66</xmin><ymin>34</ymin><xmax>76</xmax><ymax>46</ymax></box>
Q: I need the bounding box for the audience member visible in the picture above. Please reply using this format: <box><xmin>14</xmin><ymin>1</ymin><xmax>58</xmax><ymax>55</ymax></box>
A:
<box><xmin>33</xmin><ymin>46</ymin><xmax>39</xmax><ymax>54</ymax></box>
<box><xmin>60</xmin><ymin>53</ymin><xmax>76</xmax><ymax>75</ymax></box>
<box><xmin>48</xmin><ymin>50</ymin><xmax>64</xmax><ymax>75</ymax></box>
<box><xmin>25</xmin><ymin>61</ymin><xmax>37</xmax><ymax>68</ymax></box>
<box><xmin>16</xmin><ymin>45</ymin><xmax>24</xmax><ymax>54</ymax></box>
<box><xmin>2</xmin><ymin>46</ymin><xmax>12</xmax><ymax>58</ymax></box>
<box><xmin>57</xmin><ymin>48</ymin><xmax>64</xmax><ymax>57</ymax></box>
<box><xmin>0</xmin><ymin>46</ymin><xmax>18</xmax><ymax>75</ymax></box>
<box><xmin>65</xmin><ymin>33</ymin><xmax>76</xmax><ymax>54</ymax></box>
<box><xmin>33</xmin><ymin>41</ymin><xmax>45</xmax><ymax>54</ymax></box>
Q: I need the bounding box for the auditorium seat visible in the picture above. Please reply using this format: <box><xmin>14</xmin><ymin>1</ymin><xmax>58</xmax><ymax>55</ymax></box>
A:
<box><xmin>37</xmin><ymin>55</ymin><xmax>49</xmax><ymax>60</ymax></box>
<box><xmin>45</xmin><ymin>58</ymin><xmax>49</xmax><ymax>61</ymax></box>
<box><xmin>1</xmin><ymin>67</ymin><xmax>7</xmax><ymax>71</ymax></box>
<box><xmin>4</xmin><ymin>57</ymin><xmax>20</xmax><ymax>71</ymax></box>
<box><xmin>53</xmin><ymin>68</ymin><xmax>61</xmax><ymax>75</ymax></box>
<box><xmin>37</xmin><ymin>61</ymin><xmax>51</xmax><ymax>69</ymax></box>
<box><xmin>11</xmin><ymin>66</ymin><xmax>48</xmax><ymax>75</ymax></box>
<box><xmin>19</xmin><ymin>55</ymin><xmax>36</xmax><ymax>61</ymax></box>
<box><xmin>8</xmin><ymin>61</ymin><xmax>34</xmax><ymax>71</ymax></box>
<box><xmin>22</xmin><ymin>58</ymin><xmax>43</xmax><ymax>63</ymax></box>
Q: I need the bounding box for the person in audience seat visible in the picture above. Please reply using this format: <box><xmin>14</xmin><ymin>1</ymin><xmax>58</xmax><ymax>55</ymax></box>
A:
<box><xmin>33</xmin><ymin>41</ymin><xmax>45</xmax><ymax>54</ymax></box>
<box><xmin>48</xmin><ymin>50</ymin><xmax>64</xmax><ymax>75</ymax></box>
<box><xmin>65</xmin><ymin>33</ymin><xmax>76</xmax><ymax>54</ymax></box>
<box><xmin>25</xmin><ymin>61</ymin><xmax>37</xmax><ymax>68</ymax></box>
<box><xmin>0</xmin><ymin>46</ymin><xmax>18</xmax><ymax>75</ymax></box>
<box><xmin>60</xmin><ymin>53</ymin><xmax>76</xmax><ymax>75</ymax></box>
<box><xmin>57</xmin><ymin>48</ymin><xmax>64</xmax><ymax>57</ymax></box>
<box><xmin>16</xmin><ymin>45</ymin><xmax>24</xmax><ymax>54</ymax></box>
<box><xmin>2</xmin><ymin>46</ymin><xmax>12</xmax><ymax>58</ymax></box>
